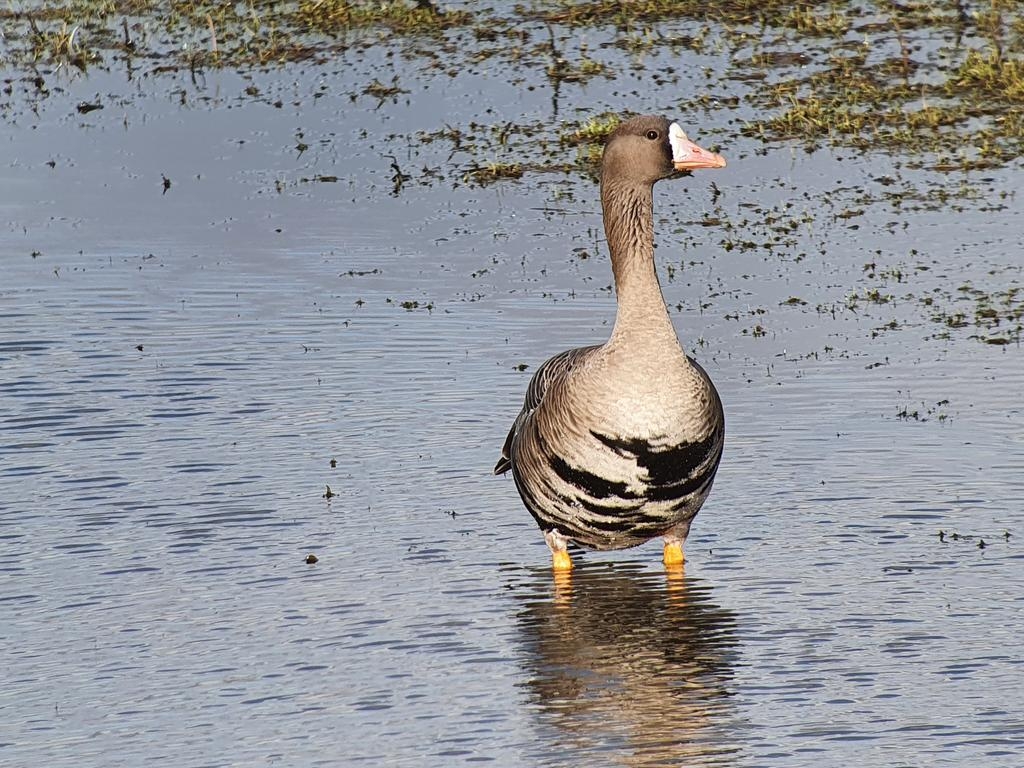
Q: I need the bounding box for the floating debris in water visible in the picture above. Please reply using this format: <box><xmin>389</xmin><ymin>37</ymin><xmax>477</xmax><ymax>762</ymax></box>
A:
<box><xmin>883</xmin><ymin>566</ymin><xmax>914</xmax><ymax>573</ymax></box>
<box><xmin>938</xmin><ymin>529</ymin><xmax>1005</xmax><ymax>551</ymax></box>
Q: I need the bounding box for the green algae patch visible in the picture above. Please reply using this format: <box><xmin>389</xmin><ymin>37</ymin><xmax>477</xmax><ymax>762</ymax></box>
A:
<box><xmin>4</xmin><ymin>1</ymin><xmax>1024</xmax><ymax>176</ymax></box>
<box><xmin>0</xmin><ymin>1</ymin><xmax>483</xmax><ymax>71</ymax></box>
<box><xmin>741</xmin><ymin>3</ymin><xmax>1024</xmax><ymax>169</ymax></box>
<box><xmin>293</xmin><ymin>0</ymin><xmax>473</xmax><ymax>34</ymax></box>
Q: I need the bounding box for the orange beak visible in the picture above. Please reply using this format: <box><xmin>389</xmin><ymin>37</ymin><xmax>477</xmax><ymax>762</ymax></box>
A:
<box><xmin>669</xmin><ymin>123</ymin><xmax>726</xmax><ymax>171</ymax></box>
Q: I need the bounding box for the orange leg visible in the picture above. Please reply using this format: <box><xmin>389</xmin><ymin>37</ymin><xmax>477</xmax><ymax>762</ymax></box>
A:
<box><xmin>663</xmin><ymin>539</ymin><xmax>685</xmax><ymax>568</ymax></box>
<box><xmin>552</xmin><ymin>550</ymin><xmax>574</xmax><ymax>571</ymax></box>
<box><xmin>544</xmin><ymin>529</ymin><xmax>574</xmax><ymax>572</ymax></box>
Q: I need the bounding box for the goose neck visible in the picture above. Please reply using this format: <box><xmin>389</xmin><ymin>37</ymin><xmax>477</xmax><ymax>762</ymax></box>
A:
<box><xmin>601</xmin><ymin>179</ymin><xmax>677</xmax><ymax>343</ymax></box>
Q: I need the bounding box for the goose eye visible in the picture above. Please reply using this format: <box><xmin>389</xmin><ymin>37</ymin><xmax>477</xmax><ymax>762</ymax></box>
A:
<box><xmin>646</xmin><ymin>130</ymin><xmax>659</xmax><ymax>140</ymax></box>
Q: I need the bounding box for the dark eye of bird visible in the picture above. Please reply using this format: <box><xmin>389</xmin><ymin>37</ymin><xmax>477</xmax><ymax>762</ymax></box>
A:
<box><xmin>646</xmin><ymin>130</ymin><xmax>659</xmax><ymax>140</ymax></box>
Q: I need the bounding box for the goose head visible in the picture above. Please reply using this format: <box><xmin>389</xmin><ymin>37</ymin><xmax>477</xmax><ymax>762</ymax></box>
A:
<box><xmin>601</xmin><ymin>115</ymin><xmax>726</xmax><ymax>186</ymax></box>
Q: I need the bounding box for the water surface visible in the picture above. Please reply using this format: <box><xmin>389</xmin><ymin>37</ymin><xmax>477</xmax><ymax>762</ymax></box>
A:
<box><xmin>2</xmin><ymin>6</ymin><xmax>1024</xmax><ymax>767</ymax></box>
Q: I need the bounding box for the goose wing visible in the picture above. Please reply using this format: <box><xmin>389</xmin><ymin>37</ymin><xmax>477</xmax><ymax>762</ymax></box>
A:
<box><xmin>494</xmin><ymin>345</ymin><xmax>600</xmax><ymax>475</ymax></box>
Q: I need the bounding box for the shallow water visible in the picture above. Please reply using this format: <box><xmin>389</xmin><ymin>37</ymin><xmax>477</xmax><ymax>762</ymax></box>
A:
<box><xmin>3</xmin><ymin>9</ymin><xmax>1024</xmax><ymax>767</ymax></box>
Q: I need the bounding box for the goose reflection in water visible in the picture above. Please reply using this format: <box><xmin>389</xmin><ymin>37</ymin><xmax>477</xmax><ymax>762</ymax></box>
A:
<box><xmin>514</xmin><ymin>563</ymin><xmax>740</xmax><ymax>766</ymax></box>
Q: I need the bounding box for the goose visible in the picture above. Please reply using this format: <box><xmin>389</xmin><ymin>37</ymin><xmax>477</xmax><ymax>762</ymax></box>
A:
<box><xmin>494</xmin><ymin>114</ymin><xmax>727</xmax><ymax>571</ymax></box>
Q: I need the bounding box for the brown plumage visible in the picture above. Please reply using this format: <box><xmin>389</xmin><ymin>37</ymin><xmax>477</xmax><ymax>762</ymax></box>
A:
<box><xmin>494</xmin><ymin>115</ymin><xmax>727</xmax><ymax>570</ymax></box>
